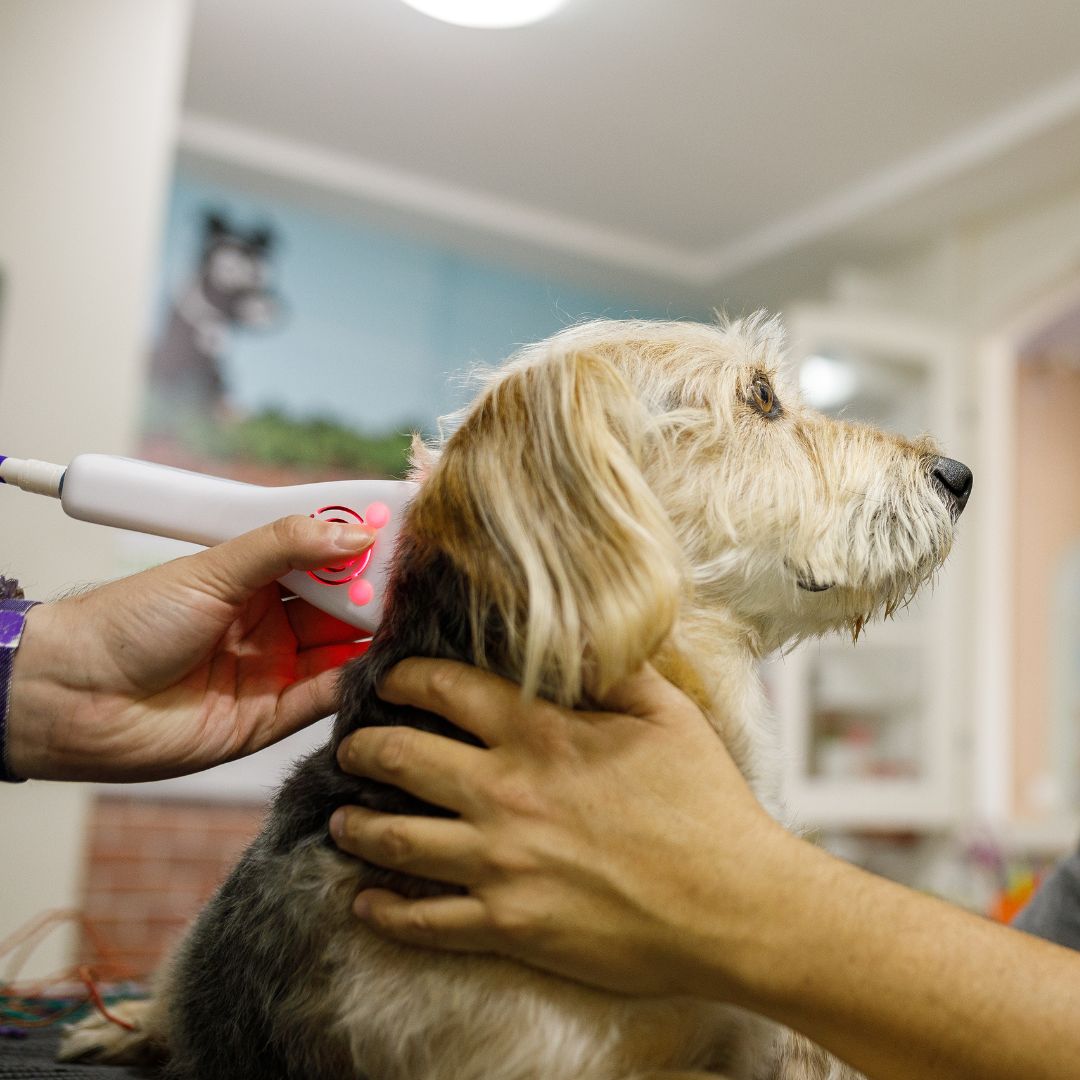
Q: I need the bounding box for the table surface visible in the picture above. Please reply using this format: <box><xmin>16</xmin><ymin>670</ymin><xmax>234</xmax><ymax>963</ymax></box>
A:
<box><xmin>0</xmin><ymin>1026</ymin><xmax>149</xmax><ymax>1079</ymax></box>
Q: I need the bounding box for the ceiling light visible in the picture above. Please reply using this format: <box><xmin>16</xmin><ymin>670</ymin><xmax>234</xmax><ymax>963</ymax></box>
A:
<box><xmin>398</xmin><ymin>0</ymin><xmax>568</xmax><ymax>29</ymax></box>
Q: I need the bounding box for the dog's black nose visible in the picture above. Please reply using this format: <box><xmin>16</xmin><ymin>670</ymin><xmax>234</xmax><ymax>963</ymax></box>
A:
<box><xmin>931</xmin><ymin>456</ymin><xmax>973</xmax><ymax>516</ymax></box>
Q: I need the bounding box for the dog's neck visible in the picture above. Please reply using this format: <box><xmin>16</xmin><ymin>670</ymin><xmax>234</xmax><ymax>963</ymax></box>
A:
<box><xmin>662</xmin><ymin>607</ymin><xmax>781</xmax><ymax>815</ymax></box>
<box><xmin>379</xmin><ymin>535</ymin><xmax>781</xmax><ymax>804</ymax></box>
<box><xmin>325</xmin><ymin>538</ymin><xmax>782</xmax><ymax>838</ymax></box>
<box><xmin>259</xmin><ymin>533</ymin><xmax>787</xmax><ymax>900</ymax></box>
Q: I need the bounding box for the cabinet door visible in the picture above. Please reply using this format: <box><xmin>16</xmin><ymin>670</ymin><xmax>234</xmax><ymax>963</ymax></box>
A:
<box><xmin>770</xmin><ymin>306</ymin><xmax>961</xmax><ymax>829</ymax></box>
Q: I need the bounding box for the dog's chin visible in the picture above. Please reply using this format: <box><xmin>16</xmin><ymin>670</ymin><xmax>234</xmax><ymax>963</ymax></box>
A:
<box><xmin>760</xmin><ymin>578</ymin><xmax>918</xmax><ymax>645</ymax></box>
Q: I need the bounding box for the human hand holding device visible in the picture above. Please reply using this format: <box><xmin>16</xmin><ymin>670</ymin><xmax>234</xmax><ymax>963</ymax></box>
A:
<box><xmin>0</xmin><ymin>453</ymin><xmax>417</xmax><ymax>633</ymax></box>
<box><xmin>6</xmin><ymin>516</ymin><xmax>375</xmax><ymax>782</ymax></box>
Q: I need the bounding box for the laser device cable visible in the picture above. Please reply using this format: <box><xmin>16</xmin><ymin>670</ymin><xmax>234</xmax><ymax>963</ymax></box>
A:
<box><xmin>0</xmin><ymin>456</ymin><xmax>66</xmax><ymax>498</ymax></box>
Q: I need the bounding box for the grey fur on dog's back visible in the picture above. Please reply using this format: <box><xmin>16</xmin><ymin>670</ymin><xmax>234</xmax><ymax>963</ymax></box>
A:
<box><xmin>162</xmin><ymin>542</ymin><xmax>496</xmax><ymax>1079</ymax></box>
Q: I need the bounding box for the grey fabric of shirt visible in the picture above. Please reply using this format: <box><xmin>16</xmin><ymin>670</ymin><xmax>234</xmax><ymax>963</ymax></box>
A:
<box><xmin>1011</xmin><ymin>843</ymin><xmax>1080</xmax><ymax>951</ymax></box>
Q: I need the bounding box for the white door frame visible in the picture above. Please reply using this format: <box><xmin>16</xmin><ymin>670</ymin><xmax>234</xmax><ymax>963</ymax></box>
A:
<box><xmin>973</xmin><ymin>274</ymin><xmax>1080</xmax><ymax>829</ymax></box>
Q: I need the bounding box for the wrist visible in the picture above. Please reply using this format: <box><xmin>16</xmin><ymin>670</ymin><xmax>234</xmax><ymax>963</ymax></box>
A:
<box><xmin>681</xmin><ymin>824</ymin><xmax>841</xmax><ymax>1009</ymax></box>
<box><xmin>5</xmin><ymin>604</ymin><xmax>70</xmax><ymax>781</ymax></box>
<box><xmin>713</xmin><ymin>833</ymin><xmax>908</xmax><ymax>1041</ymax></box>
<box><xmin>737</xmin><ymin>837</ymin><xmax>847</xmax><ymax>1011</ymax></box>
<box><xmin>1</xmin><ymin>596</ymin><xmax>44</xmax><ymax>781</ymax></box>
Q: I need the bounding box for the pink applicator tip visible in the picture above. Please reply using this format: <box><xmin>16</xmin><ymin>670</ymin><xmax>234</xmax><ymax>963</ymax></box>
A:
<box><xmin>349</xmin><ymin>578</ymin><xmax>375</xmax><ymax>606</ymax></box>
<box><xmin>363</xmin><ymin>502</ymin><xmax>391</xmax><ymax>530</ymax></box>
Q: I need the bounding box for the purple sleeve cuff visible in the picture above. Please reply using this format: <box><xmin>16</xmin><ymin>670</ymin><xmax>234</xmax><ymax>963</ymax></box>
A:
<box><xmin>0</xmin><ymin>594</ymin><xmax>40</xmax><ymax>783</ymax></box>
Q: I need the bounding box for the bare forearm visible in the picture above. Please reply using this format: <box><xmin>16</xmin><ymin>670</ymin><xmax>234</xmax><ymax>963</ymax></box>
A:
<box><xmin>723</xmin><ymin>840</ymin><xmax>1080</xmax><ymax>1080</ymax></box>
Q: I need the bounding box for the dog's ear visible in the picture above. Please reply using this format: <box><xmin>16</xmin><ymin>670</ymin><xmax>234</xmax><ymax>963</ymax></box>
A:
<box><xmin>413</xmin><ymin>349</ymin><xmax>683</xmax><ymax>705</ymax></box>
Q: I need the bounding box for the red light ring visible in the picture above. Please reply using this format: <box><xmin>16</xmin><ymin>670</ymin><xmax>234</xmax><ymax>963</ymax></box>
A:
<box><xmin>307</xmin><ymin>504</ymin><xmax>374</xmax><ymax>585</ymax></box>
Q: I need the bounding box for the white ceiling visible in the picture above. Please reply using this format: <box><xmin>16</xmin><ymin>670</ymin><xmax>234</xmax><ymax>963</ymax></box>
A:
<box><xmin>180</xmin><ymin>0</ymin><xmax>1080</xmax><ymax>305</ymax></box>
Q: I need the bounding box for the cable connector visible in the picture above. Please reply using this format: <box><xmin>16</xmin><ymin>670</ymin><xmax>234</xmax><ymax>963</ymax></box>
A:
<box><xmin>0</xmin><ymin>456</ymin><xmax>66</xmax><ymax>498</ymax></box>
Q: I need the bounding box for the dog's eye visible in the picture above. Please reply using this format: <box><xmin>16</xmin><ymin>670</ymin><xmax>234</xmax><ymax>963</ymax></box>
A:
<box><xmin>748</xmin><ymin>377</ymin><xmax>780</xmax><ymax>418</ymax></box>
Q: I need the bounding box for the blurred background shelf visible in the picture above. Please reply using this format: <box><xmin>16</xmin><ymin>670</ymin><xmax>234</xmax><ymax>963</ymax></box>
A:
<box><xmin>769</xmin><ymin>307</ymin><xmax>961</xmax><ymax>834</ymax></box>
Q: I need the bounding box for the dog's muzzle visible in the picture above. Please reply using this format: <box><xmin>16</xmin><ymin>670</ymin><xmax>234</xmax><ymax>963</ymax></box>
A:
<box><xmin>930</xmin><ymin>456</ymin><xmax>973</xmax><ymax>518</ymax></box>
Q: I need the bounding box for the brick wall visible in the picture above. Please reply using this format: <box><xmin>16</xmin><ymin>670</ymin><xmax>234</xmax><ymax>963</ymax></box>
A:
<box><xmin>79</xmin><ymin>796</ymin><xmax>266</xmax><ymax>978</ymax></box>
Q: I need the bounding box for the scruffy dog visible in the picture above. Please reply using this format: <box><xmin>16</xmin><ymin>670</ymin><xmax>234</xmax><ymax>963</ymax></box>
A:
<box><xmin>61</xmin><ymin>317</ymin><xmax>970</xmax><ymax>1080</ymax></box>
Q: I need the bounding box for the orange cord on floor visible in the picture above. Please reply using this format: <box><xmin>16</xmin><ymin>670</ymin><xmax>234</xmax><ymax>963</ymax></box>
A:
<box><xmin>76</xmin><ymin>964</ymin><xmax>136</xmax><ymax>1031</ymax></box>
<box><xmin>0</xmin><ymin>909</ymin><xmax>142</xmax><ymax>1033</ymax></box>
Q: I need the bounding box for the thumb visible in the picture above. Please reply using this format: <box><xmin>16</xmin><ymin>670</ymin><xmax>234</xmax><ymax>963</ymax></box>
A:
<box><xmin>181</xmin><ymin>515</ymin><xmax>376</xmax><ymax>604</ymax></box>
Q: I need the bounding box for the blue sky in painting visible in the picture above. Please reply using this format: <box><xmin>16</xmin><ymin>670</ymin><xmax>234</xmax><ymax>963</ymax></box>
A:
<box><xmin>153</xmin><ymin>172</ymin><xmax>704</xmax><ymax>435</ymax></box>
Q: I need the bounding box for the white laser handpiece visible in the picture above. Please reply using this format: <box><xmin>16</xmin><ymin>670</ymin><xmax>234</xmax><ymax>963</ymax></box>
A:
<box><xmin>0</xmin><ymin>453</ymin><xmax>417</xmax><ymax>634</ymax></box>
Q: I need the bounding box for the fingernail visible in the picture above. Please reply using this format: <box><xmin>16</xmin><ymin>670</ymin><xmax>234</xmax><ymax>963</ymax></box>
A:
<box><xmin>329</xmin><ymin>808</ymin><xmax>347</xmax><ymax>839</ymax></box>
<box><xmin>331</xmin><ymin>524</ymin><xmax>377</xmax><ymax>552</ymax></box>
<box><xmin>353</xmin><ymin>893</ymin><xmax>371</xmax><ymax>919</ymax></box>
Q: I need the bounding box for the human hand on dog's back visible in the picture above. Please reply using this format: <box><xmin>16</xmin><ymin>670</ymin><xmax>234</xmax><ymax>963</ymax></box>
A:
<box><xmin>333</xmin><ymin>659</ymin><xmax>1080</xmax><ymax>1080</ymax></box>
<box><xmin>330</xmin><ymin>658</ymin><xmax>793</xmax><ymax>1001</ymax></box>
<box><xmin>5</xmin><ymin>516</ymin><xmax>374</xmax><ymax>782</ymax></box>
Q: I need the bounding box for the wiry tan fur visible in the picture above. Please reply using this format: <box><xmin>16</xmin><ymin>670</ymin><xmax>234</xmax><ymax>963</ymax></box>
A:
<box><xmin>60</xmin><ymin>316</ymin><xmax>960</xmax><ymax>1079</ymax></box>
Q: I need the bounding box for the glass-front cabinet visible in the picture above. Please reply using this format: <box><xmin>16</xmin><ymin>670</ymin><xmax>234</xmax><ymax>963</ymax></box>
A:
<box><xmin>767</xmin><ymin>306</ymin><xmax>962</xmax><ymax>829</ymax></box>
